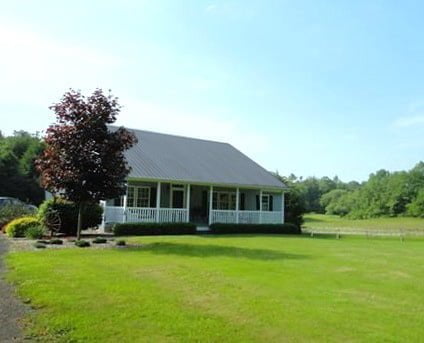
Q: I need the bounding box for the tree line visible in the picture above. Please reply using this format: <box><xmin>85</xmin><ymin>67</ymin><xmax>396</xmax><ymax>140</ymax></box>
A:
<box><xmin>2</xmin><ymin>129</ymin><xmax>424</xmax><ymax>221</ymax></box>
<box><xmin>286</xmin><ymin>162</ymin><xmax>424</xmax><ymax>218</ymax></box>
<box><xmin>0</xmin><ymin>131</ymin><xmax>45</xmax><ymax>204</ymax></box>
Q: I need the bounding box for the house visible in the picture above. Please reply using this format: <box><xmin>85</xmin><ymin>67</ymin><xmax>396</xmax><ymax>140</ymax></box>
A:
<box><xmin>101</xmin><ymin>127</ymin><xmax>287</xmax><ymax>230</ymax></box>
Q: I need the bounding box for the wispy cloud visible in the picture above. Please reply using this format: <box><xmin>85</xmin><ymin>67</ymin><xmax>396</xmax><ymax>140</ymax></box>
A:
<box><xmin>393</xmin><ymin>115</ymin><xmax>424</xmax><ymax>128</ymax></box>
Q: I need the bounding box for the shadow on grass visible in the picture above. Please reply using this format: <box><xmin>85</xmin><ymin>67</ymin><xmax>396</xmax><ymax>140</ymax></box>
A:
<box><xmin>123</xmin><ymin>242</ymin><xmax>309</xmax><ymax>261</ymax></box>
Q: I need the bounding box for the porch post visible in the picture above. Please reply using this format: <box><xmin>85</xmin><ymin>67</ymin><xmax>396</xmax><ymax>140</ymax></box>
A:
<box><xmin>208</xmin><ymin>185</ymin><xmax>213</xmax><ymax>225</ymax></box>
<box><xmin>259</xmin><ymin>189</ymin><xmax>263</xmax><ymax>224</ymax></box>
<box><xmin>186</xmin><ymin>184</ymin><xmax>191</xmax><ymax>222</ymax></box>
<box><xmin>123</xmin><ymin>187</ymin><xmax>128</xmax><ymax>223</ymax></box>
<box><xmin>156</xmin><ymin>182</ymin><xmax>161</xmax><ymax>222</ymax></box>
<box><xmin>236</xmin><ymin>187</ymin><xmax>240</xmax><ymax>224</ymax></box>
<box><xmin>281</xmin><ymin>191</ymin><xmax>285</xmax><ymax>224</ymax></box>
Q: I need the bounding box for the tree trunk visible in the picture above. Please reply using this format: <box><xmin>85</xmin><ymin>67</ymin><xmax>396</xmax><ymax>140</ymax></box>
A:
<box><xmin>77</xmin><ymin>202</ymin><xmax>83</xmax><ymax>240</ymax></box>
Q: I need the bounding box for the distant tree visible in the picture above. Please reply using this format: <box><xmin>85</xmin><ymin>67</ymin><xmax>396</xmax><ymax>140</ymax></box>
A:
<box><xmin>320</xmin><ymin>189</ymin><xmax>350</xmax><ymax>216</ymax></box>
<box><xmin>277</xmin><ymin>176</ymin><xmax>305</xmax><ymax>227</ymax></box>
<box><xmin>407</xmin><ymin>189</ymin><xmax>424</xmax><ymax>217</ymax></box>
<box><xmin>36</xmin><ymin>89</ymin><xmax>137</xmax><ymax>239</ymax></box>
<box><xmin>0</xmin><ymin>131</ymin><xmax>44</xmax><ymax>204</ymax></box>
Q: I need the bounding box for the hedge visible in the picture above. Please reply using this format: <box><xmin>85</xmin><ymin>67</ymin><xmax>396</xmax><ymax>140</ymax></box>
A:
<box><xmin>38</xmin><ymin>198</ymin><xmax>103</xmax><ymax>236</ymax></box>
<box><xmin>209</xmin><ymin>223</ymin><xmax>301</xmax><ymax>235</ymax></box>
<box><xmin>113</xmin><ymin>222</ymin><xmax>197</xmax><ymax>236</ymax></box>
<box><xmin>5</xmin><ymin>216</ymin><xmax>40</xmax><ymax>237</ymax></box>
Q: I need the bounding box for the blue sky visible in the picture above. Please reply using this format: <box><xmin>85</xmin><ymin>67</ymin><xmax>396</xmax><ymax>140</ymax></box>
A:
<box><xmin>1</xmin><ymin>0</ymin><xmax>423</xmax><ymax>181</ymax></box>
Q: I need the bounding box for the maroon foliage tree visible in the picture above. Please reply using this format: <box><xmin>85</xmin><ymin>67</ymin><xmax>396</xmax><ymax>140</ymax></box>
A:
<box><xmin>36</xmin><ymin>89</ymin><xmax>137</xmax><ymax>239</ymax></box>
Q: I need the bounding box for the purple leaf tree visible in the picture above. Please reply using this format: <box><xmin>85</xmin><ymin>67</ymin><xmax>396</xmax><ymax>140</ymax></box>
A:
<box><xmin>36</xmin><ymin>89</ymin><xmax>137</xmax><ymax>239</ymax></box>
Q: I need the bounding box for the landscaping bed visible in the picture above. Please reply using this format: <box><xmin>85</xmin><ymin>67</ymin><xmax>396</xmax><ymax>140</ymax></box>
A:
<box><xmin>4</xmin><ymin>234</ymin><xmax>136</xmax><ymax>252</ymax></box>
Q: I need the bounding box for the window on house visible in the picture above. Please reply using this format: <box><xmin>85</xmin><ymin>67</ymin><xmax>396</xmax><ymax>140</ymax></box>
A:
<box><xmin>213</xmin><ymin>191</ymin><xmax>237</xmax><ymax>210</ymax></box>
<box><xmin>127</xmin><ymin>186</ymin><xmax>151</xmax><ymax>207</ymax></box>
<box><xmin>262</xmin><ymin>194</ymin><xmax>270</xmax><ymax>211</ymax></box>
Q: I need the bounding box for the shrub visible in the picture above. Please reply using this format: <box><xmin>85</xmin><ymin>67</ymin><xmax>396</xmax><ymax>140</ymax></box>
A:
<box><xmin>38</xmin><ymin>198</ymin><xmax>103</xmax><ymax>236</ymax></box>
<box><xmin>33</xmin><ymin>242</ymin><xmax>46</xmax><ymax>249</ymax></box>
<box><xmin>75</xmin><ymin>240</ymin><xmax>90</xmax><ymax>248</ymax></box>
<box><xmin>5</xmin><ymin>217</ymin><xmax>40</xmax><ymax>238</ymax></box>
<box><xmin>25</xmin><ymin>226</ymin><xmax>45</xmax><ymax>239</ymax></box>
<box><xmin>37</xmin><ymin>240</ymin><xmax>50</xmax><ymax>244</ymax></box>
<box><xmin>50</xmin><ymin>239</ymin><xmax>63</xmax><ymax>245</ymax></box>
<box><xmin>116</xmin><ymin>240</ymin><xmax>126</xmax><ymax>246</ymax></box>
<box><xmin>113</xmin><ymin>222</ymin><xmax>197</xmax><ymax>236</ymax></box>
<box><xmin>0</xmin><ymin>204</ymin><xmax>35</xmax><ymax>230</ymax></box>
<box><xmin>92</xmin><ymin>237</ymin><xmax>107</xmax><ymax>244</ymax></box>
<box><xmin>209</xmin><ymin>223</ymin><xmax>301</xmax><ymax>235</ymax></box>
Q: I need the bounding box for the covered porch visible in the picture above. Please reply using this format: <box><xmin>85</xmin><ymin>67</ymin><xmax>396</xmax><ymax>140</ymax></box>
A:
<box><xmin>101</xmin><ymin>180</ymin><xmax>285</xmax><ymax>230</ymax></box>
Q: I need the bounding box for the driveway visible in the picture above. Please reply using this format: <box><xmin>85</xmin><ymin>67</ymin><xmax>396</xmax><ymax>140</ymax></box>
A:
<box><xmin>0</xmin><ymin>235</ymin><xmax>28</xmax><ymax>342</ymax></box>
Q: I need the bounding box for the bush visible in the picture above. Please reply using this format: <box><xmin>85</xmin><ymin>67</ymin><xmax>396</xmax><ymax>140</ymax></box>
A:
<box><xmin>209</xmin><ymin>223</ymin><xmax>301</xmax><ymax>235</ymax></box>
<box><xmin>0</xmin><ymin>204</ymin><xmax>36</xmax><ymax>230</ymax></box>
<box><xmin>92</xmin><ymin>237</ymin><xmax>107</xmax><ymax>244</ymax></box>
<box><xmin>116</xmin><ymin>240</ymin><xmax>126</xmax><ymax>246</ymax></box>
<box><xmin>33</xmin><ymin>242</ymin><xmax>46</xmax><ymax>249</ymax></box>
<box><xmin>113</xmin><ymin>222</ymin><xmax>197</xmax><ymax>236</ymax></box>
<box><xmin>50</xmin><ymin>239</ymin><xmax>63</xmax><ymax>245</ymax></box>
<box><xmin>75</xmin><ymin>240</ymin><xmax>90</xmax><ymax>248</ymax></box>
<box><xmin>25</xmin><ymin>226</ymin><xmax>45</xmax><ymax>239</ymax></box>
<box><xmin>38</xmin><ymin>198</ymin><xmax>103</xmax><ymax>236</ymax></box>
<box><xmin>5</xmin><ymin>216</ymin><xmax>40</xmax><ymax>237</ymax></box>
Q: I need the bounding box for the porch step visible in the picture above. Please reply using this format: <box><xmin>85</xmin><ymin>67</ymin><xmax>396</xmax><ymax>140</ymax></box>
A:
<box><xmin>196</xmin><ymin>225</ymin><xmax>210</xmax><ymax>232</ymax></box>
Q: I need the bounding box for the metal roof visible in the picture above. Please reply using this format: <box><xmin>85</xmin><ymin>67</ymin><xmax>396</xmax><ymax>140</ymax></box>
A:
<box><xmin>110</xmin><ymin>126</ymin><xmax>286</xmax><ymax>189</ymax></box>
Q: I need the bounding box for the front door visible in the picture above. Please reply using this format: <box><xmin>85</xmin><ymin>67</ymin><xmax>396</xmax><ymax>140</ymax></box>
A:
<box><xmin>172</xmin><ymin>190</ymin><xmax>184</xmax><ymax>208</ymax></box>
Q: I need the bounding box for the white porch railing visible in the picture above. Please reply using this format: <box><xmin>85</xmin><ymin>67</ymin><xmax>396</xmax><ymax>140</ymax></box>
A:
<box><xmin>211</xmin><ymin>210</ymin><xmax>283</xmax><ymax>224</ymax></box>
<box><xmin>103</xmin><ymin>206</ymin><xmax>189</xmax><ymax>224</ymax></box>
<box><xmin>102</xmin><ymin>206</ymin><xmax>283</xmax><ymax>226</ymax></box>
<box><xmin>158</xmin><ymin>208</ymin><xmax>188</xmax><ymax>222</ymax></box>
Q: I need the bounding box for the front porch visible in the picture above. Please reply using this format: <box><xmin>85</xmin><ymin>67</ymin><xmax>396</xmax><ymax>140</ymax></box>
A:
<box><xmin>101</xmin><ymin>181</ymin><xmax>285</xmax><ymax>230</ymax></box>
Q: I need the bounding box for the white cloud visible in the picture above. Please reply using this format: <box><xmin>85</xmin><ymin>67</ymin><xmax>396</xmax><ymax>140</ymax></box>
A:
<box><xmin>393</xmin><ymin>115</ymin><xmax>424</xmax><ymax>128</ymax></box>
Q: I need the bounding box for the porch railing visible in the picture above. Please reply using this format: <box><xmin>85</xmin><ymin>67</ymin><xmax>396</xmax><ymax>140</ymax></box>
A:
<box><xmin>210</xmin><ymin>210</ymin><xmax>283</xmax><ymax>224</ymax></box>
<box><xmin>102</xmin><ymin>206</ymin><xmax>188</xmax><ymax>224</ymax></box>
<box><xmin>102</xmin><ymin>206</ymin><xmax>283</xmax><ymax>226</ymax></box>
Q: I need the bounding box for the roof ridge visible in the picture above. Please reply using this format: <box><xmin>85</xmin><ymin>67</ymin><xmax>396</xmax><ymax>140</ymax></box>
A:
<box><xmin>109</xmin><ymin>125</ymin><xmax>229</xmax><ymax>145</ymax></box>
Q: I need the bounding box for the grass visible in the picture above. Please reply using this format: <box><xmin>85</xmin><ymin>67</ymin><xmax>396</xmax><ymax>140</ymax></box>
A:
<box><xmin>304</xmin><ymin>213</ymin><xmax>424</xmax><ymax>232</ymax></box>
<box><xmin>6</xmin><ymin>235</ymin><xmax>424</xmax><ymax>342</ymax></box>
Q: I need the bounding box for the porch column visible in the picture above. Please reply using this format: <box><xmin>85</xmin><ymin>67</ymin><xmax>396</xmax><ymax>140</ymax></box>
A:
<box><xmin>259</xmin><ymin>189</ymin><xmax>263</xmax><ymax>224</ymax></box>
<box><xmin>236</xmin><ymin>187</ymin><xmax>240</xmax><ymax>224</ymax></box>
<box><xmin>123</xmin><ymin>188</ymin><xmax>128</xmax><ymax>223</ymax></box>
<box><xmin>186</xmin><ymin>184</ymin><xmax>191</xmax><ymax>222</ymax></box>
<box><xmin>208</xmin><ymin>185</ymin><xmax>213</xmax><ymax>225</ymax></box>
<box><xmin>156</xmin><ymin>182</ymin><xmax>161</xmax><ymax>222</ymax></box>
<box><xmin>281</xmin><ymin>191</ymin><xmax>285</xmax><ymax>224</ymax></box>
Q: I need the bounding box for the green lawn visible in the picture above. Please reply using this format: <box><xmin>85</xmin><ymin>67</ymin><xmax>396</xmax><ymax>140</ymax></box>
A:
<box><xmin>304</xmin><ymin>213</ymin><xmax>424</xmax><ymax>232</ymax></box>
<box><xmin>6</xmin><ymin>235</ymin><xmax>424</xmax><ymax>342</ymax></box>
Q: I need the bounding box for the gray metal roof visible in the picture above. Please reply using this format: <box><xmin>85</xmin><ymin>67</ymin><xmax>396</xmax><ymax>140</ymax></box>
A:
<box><xmin>110</xmin><ymin>126</ymin><xmax>286</xmax><ymax>189</ymax></box>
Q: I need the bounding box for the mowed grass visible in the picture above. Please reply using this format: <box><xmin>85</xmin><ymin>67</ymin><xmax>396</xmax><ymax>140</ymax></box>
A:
<box><xmin>304</xmin><ymin>213</ymin><xmax>424</xmax><ymax>232</ymax></box>
<box><xmin>6</xmin><ymin>235</ymin><xmax>424</xmax><ymax>342</ymax></box>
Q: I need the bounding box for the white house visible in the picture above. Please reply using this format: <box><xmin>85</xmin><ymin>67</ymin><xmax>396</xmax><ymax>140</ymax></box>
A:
<box><xmin>101</xmin><ymin>127</ymin><xmax>287</xmax><ymax>229</ymax></box>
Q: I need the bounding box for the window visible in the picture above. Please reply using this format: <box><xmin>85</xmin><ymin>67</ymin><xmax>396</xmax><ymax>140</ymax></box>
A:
<box><xmin>127</xmin><ymin>186</ymin><xmax>150</xmax><ymax>207</ymax></box>
<box><xmin>261</xmin><ymin>194</ymin><xmax>270</xmax><ymax>211</ymax></box>
<box><xmin>213</xmin><ymin>191</ymin><xmax>236</xmax><ymax>210</ymax></box>
<box><xmin>137</xmin><ymin>187</ymin><xmax>150</xmax><ymax>207</ymax></box>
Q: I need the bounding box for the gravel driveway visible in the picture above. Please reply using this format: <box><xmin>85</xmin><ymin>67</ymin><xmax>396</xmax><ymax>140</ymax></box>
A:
<box><xmin>0</xmin><ymin>235</ymin><xmax>28</xmax><ymax>342</ymax></box>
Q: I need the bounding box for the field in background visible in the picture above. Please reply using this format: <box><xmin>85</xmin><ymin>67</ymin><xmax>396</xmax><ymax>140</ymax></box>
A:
<box><xmin>6</xmin><ymin>235</ymin><xmax>424</xmax><ymax>342</ymax></box>
<box><xmin>303</xmin><ymin>214</ymin><xmax>424</xmax><ymax>233</ymax></box>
